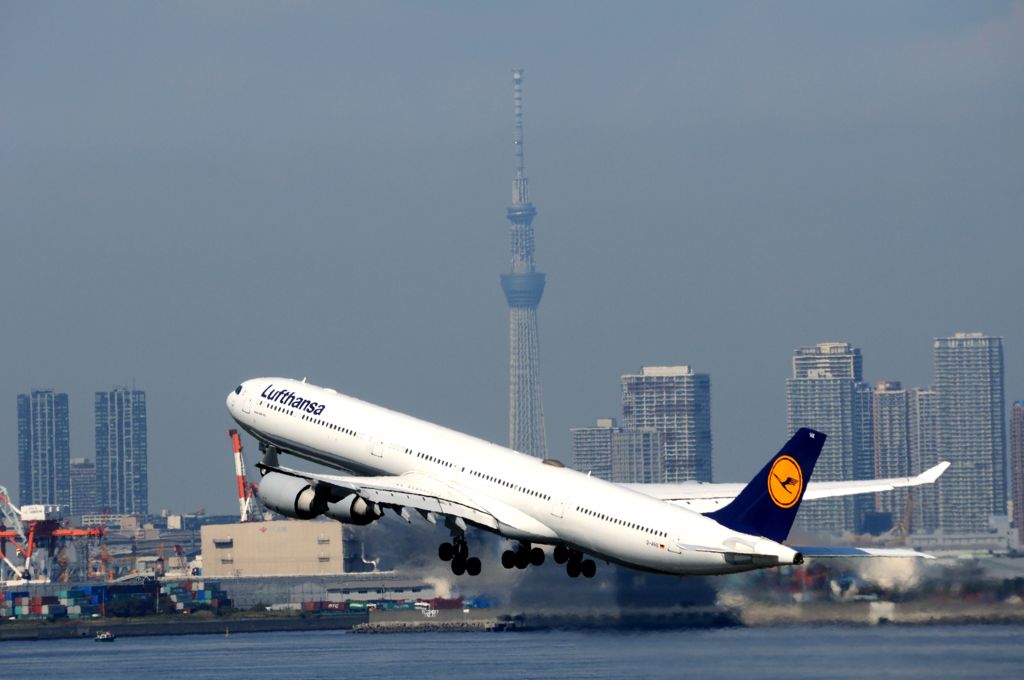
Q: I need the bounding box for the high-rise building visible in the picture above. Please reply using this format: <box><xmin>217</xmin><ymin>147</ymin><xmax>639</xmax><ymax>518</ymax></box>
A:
<box><xmin>612</xmin><ymin>428</ymin><xmax>664</xmax><ymax>484</ymax></box>
<box><xmin>872</xmin><ymin>381</ymin><xmax>910</xmax><ymax>532</ymax></box>
<box><xmin>909</xmin><ymin>387</ymin><xmax>940</xmax><ymax>534</ymax></box>
<box><xmin>501</xmin><ymin>69</ymin><xmax>548</xmax><ymax>459</ymax></box>
<box><xmin>570</xmin><ymin>418</ymin><xmax>664</xmax><ymax>484</ymax></box>
<box><xmin>934</xmin><ymin>332</ymin><xmax>1006</xmax><ymax>533</ymax></box>
<box><xmin>571</xmin><ymin>419</ymin><xmax>615</xmax><ymax>480</ymax></box>
<box><xmin>1011</xmin><ymin>402</ymin><xmax>1024</xmax><ymax>547</ymax></box>
<box><xmin>95</xmin><ymin>387</ymin><xmax>148</xmax><ymax>515</ymax></box>
<box><xmin>621</xmin><ymin>366</ymin><xmax>711</xmax><ymax>483</ymax></box>
<box><xmin>17</xmin><ymin>389</ymin><xmax>71</xmax><ymax>507</ymax></box>
<box><xmin>786</xmin><ymin>342</ymin><xmax>873</xmax><ymax>535</ymax></box>
<box><xmin>69</xmin><ymin>458</ymin><xmax>99</xmax><ymax>518</ymax></box>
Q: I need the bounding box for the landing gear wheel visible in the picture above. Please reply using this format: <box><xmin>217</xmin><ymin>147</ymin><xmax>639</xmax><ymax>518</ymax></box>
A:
<box><xmin>566</xmin><ymin>561</ymin><xmax>581</xmax><ymax>578</ymax></box>
<box><xmin>581</xmin><ymin>559</ymin><xmax>596</xmax><ymax>578</ymax></box>
<box><xmin>455</xmin><ymin>540</ymin><xmax>469</xmax><ymax>561</ymax></box>
<box><xmin>515</xmin><ymin>549</ymin><xmax>531</xmax><ymax>569</ymax></box>
<box><xmin>501</xmin><ymin>550</ymin><xmax>516</xmax><ymax>569</ymax></box>
<box><xmin>451</xmin><ymin>558</ymin><xmax>466</xmax><ymax>576</ymax></box>
<box><xmin>529</xmin><ymin>547</ymin><xmax>545</xmax><ymax>566</ymax></box>
<box><xmin>553</xmin><ymin>545</ymin><xmax>569</xmax><ymax>564</ymax></box>
<box><xmin>466</xmin><ymin>557</ymin><xmax>482</xmax><ymax>576</ymax></box>
<box><xmin>438</xmin><ymin>542</ymin><xmax>454</xmax><ymax>561</ymax></box>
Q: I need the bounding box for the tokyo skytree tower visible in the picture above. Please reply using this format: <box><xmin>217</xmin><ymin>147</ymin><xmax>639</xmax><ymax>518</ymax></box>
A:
<box><xmin>500</xmin><ymin>69</ymin><xmax>548</xmax><ymax>458</ymax></box>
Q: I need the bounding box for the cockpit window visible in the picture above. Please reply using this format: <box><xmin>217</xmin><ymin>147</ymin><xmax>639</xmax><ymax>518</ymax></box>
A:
<box><xmin>234</xmin><ymin>385</ymin><xmax>243</xmax><ymax>395</ymax></box>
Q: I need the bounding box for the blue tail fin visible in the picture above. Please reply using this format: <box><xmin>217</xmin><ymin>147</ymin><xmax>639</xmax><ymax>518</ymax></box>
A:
<box><xmin>705</xmin><ymin>428</ymin><xmax>826</xmax><ymax>542</ymax></box>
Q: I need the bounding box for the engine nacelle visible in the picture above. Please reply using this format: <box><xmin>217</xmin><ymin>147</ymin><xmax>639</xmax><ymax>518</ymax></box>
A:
<box><xmin>324</xmin><ymin>494</ymin><xmax>381</xmax><ymax>526</ymax></box>
<box><xmin>257</xmin><ymin>472</ymin><xmax>326</xmax><ymax>519</ymax></box>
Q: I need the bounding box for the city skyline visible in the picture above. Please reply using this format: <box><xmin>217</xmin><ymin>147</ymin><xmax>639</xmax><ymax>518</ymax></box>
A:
<box><xmin>1</xmin><ymin>3</ymin><xmax>1021</xmax><ymax>514</ymax></box>
<box><xmin>9</xmin><ymin>330</ymin><xmax>1018</xmax><ymax>530</ymax></box>
<box><xmin>14</xmin><ymin>385</ymin><xmax>150</xmax><ymax>516</ymax></box>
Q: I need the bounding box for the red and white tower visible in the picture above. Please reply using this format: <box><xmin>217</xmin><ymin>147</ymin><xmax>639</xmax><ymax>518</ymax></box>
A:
<box><xmin>228</xmin><ymin>429</ymin><xmax>258</xmax><ymax>522</ymax></box>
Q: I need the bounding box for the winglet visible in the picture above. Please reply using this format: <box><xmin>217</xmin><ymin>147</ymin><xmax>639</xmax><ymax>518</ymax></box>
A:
<box><xmin>917</xmin><ymin>462</ymin><xmax>950</xmax><ymax>485</ymax></box>
<box><xmin>705</xmin><ymin>428</ymin><xmax>826</xmax><ymax>543</ymax></box>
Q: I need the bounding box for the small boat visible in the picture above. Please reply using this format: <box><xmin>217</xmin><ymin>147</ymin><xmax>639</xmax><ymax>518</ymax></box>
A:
<box><xmin>94</xmin><ymin>630</ymin><xmax>116</xmax><ymax>642</ymax></box>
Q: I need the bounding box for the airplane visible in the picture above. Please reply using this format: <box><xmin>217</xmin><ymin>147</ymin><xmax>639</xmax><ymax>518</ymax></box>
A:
<box><xmin>225</xmin><ymin>377</ymin><xmax>949</xmax><ymax>578</ymax></box>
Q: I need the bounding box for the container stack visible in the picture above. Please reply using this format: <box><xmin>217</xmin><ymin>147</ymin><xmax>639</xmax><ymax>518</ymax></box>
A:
<box><xmin>55</xmin><ymin>586</ymin><xmax>103</xmax><ymax>618</ymax></box>
<box><xmin>0</xmin><ymin>590</ymin><xmax>27</xmax><ymax>618</ymax></box>
<box><xmin>1</xmin><ymin>592</ymin><xmax>72</xmax><ymax>619</ymax></box>
<box><xmin>159</xmin><ymin>580</ymin><xmax>231</xmax><ymax>612</ymax></box>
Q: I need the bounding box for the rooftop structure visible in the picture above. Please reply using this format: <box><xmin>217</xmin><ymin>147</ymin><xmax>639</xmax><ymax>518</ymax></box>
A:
<box><xmin>792</xmin><ymin>342</ymin><xmax>863</xmax><ymax>380</ymax></box>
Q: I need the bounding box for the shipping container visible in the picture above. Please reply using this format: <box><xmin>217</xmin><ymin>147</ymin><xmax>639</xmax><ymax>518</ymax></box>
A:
<box><xmin>429</xmin><ymin>597</ymin><xmax>464</xmax><ymax>610</ymax></box>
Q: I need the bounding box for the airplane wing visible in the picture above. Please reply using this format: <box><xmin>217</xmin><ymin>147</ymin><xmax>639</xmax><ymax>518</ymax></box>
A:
<box><xmin>258</xmin><ymin>463</ymin><xmax>559</xmax><ymax>543</ymax></box>
<box><xmin>622</xmin><ymin>462</ymin><xmax>950</xmax><ymax>514</ymax></box>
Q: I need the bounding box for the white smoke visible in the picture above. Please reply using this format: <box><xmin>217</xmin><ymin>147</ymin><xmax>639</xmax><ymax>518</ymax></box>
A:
<box><xmin>853</xmin><ymin>557</ymin><xmax>922</xmax><ymax>590</ymax></box>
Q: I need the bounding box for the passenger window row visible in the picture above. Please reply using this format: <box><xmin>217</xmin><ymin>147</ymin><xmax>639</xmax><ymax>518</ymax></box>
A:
<box><xmin>413</xmin><ymin>450</ymin><xmax>454</xmax><ymax>469</ymax></box>
<box><xmin>290</xmin><ymin>410</ymin><xmax>358</xmax><ymax>438</ymax></box>
<box><xmin>576</xmin><ymin>506</ymin><xmax>667</xmax><ymax>538</ymax></box>
<box><xmin>468</xmin><ymin>469</ymin><xmax>550</xmax><ymax>501</ymax></box>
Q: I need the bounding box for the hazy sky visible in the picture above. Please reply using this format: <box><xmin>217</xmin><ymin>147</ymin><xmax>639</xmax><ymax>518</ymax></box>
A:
<box><xmin>2</xmin><ymin>2</ymin><xmax>1022</xmax><ymax>514</ymax></box>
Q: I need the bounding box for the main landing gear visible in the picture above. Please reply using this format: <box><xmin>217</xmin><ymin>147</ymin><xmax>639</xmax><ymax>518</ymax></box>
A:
<box><xmin>553</xmin><ymin>544</ymin><xmax>596</xmax><ymax>578</ymax></box>
<box><xmin>257</xmin><ymin>442</ymin><xmax>280</xmax><ymax>472</ymax></box>
<box><xmin>438</xmin><ymin>535</ymin><xmax>481</xmax><ymax>576</ymax></box>
<box><xmin>500</xmin><ymin>542</ymin><xmax>545</xmax><ymax>570</ymax></box>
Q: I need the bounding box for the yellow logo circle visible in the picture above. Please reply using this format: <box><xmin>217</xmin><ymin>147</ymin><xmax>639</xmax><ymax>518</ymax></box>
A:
<box><xmin>767</xmin><ymin>455</ymin><xmax>803</xmax><ymax>509</ymax></box>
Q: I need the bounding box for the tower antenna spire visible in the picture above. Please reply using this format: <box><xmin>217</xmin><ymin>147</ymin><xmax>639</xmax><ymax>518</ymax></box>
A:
<box><xmin>512</xmin><ymin>68</ymin><xmax>527</xmax><ymax>201</ymax></box>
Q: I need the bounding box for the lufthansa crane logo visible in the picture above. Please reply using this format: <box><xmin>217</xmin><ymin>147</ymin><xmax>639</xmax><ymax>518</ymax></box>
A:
<box><xmin>767</xmin><ymin>455</ymin><xmax>803</xmax><ymax>509</ymax></box>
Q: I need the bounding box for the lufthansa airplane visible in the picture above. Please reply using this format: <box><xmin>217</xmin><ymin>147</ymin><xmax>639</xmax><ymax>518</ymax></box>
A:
<box><xmin>226</xmin><ymin>377</ymin><xmax>948</xmax><ymax>578</ymax></box>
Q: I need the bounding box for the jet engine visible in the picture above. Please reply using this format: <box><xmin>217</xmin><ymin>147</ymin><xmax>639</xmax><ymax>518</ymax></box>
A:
<box><xmin>324</xmin><ymin>494</ymin><xmax>382</xmax><ymax>526</ymax></box>
<box><xmin>257</xmin><ymin>472</ymin><xmax>326</xmax><ymax>519</ymax></box>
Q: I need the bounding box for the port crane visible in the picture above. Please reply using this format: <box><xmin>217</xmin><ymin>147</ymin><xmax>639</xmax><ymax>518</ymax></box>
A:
<box><xmin>0</xmin><ymin>485</ymin><xmax>104</xmax><ymax>584</ymax></box>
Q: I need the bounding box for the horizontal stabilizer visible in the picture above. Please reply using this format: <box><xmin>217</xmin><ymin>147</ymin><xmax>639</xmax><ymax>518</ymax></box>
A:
<box><xmin>792</xmin><ymin>546</ymin><xmax>934</xmax><ymax>559</ymax></box>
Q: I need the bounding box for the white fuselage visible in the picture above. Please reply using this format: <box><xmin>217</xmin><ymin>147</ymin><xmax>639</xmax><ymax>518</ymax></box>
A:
<box><xmin>226</xmin><ymin>377</ymin><xmax>798</xmax><ymax>575</ymax></box>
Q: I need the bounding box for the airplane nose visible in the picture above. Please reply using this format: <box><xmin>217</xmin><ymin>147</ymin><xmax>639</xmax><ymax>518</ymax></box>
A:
<box><xmin>227</xmin><ymin>383</ymin><xmax>242</xmax><ymax>413</ymax></box>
